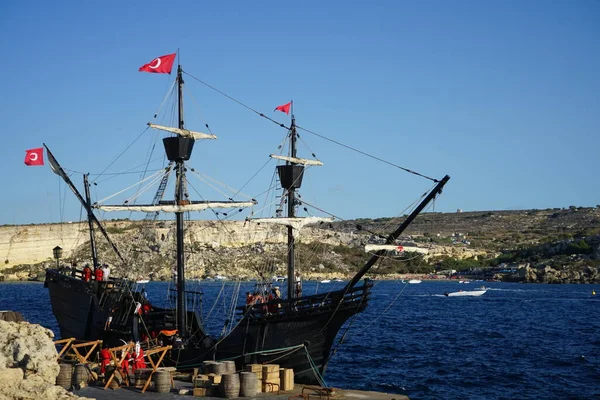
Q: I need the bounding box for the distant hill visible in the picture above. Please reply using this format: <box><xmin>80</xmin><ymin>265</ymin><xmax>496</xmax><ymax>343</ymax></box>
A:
<box><xmin>1</xmin><ymin>207</ymin><xmax>599</xmax><ymax>283</ymax></box>
<box><xmin>334</xmin><ymin>207</ymin><xmax>600</xmax><ymax>250</ymax></box>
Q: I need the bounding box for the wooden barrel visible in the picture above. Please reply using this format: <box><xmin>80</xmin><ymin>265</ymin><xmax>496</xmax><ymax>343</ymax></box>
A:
<box><xmin>202</xmin><ymin>360</ymin><xmax>215</xmax><ymax>374</ymax></box>
<box><xmin>56</xmin><ymin>363</ymin><xmax>73</xmax><ymax>389</ymax></box>
<box><xmin>73</xmin><ymin>363</ymin><xmax>91</xmax><ymax>386</ymax></box>
<box><xmin>239</xmin><ymin>371</ymin><xmax>258</xmax><ymax>397</ymax></box>
<box><xmin>106</xmin><ymin>366</ymin><xmax>122</xmax><ymax>389</ymax></box>
<box><xmin>212</xmin><ymin>361</ymin><xmax>226</xmax><ymax>375</ymax></box>
<box><xmin>223</xmin><ymin>360</ymin><xmax>236</xmax><ymax>374</ymax></box>
<box><xmin>220</xmin><ymin>373</ymin><xmax>240</xmax><ymax>399</ymax></box>
<box><xmin>134</xmin><ymin>368</ymin><xmax>152</xmax><ymax>388</ymax></box>
<box><xmin>153</xmin><ymin>370</ymin><xmax>171</xmax><ymax>393</ymax></box>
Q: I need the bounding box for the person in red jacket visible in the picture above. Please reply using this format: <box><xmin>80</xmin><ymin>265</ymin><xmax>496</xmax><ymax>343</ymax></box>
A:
<box><xmin>94</xmin><ymin>267</ymin><xmax>104</xmax><ymax>282</ymax></box>
<box><xmin>82</xmin><ymin>264</ymin><xmax>92</xmax><ymax>282</ymax></box>
<box><xmin>99</xmin><ymin>344</ymin><xmax>111</xmax><ymax>375</ymax></box>
<box><xmin>120</xmin><ymin>350</ymin><xmax>133</xmax><ymax>375</ymax></box>
<box><xmin>132</xmin><ymin>343</ymin><xmax>147</xmax><ymax>372</ymax></box>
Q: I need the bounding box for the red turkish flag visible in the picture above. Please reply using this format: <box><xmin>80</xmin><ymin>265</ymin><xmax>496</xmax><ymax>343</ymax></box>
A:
<box><xmin>138</xmin><ymin>53</ymin><xmax>177</xmax><ymax>74</ymax></box>
<box><xmin>24</xmin><ymin>148</ymin><xmax>44</xmax><ymax>166</ymax></box>
<box><xmin>274</xmin><ymin>101</ymin><xmax>292</xmax><ymax>115</ymax></box>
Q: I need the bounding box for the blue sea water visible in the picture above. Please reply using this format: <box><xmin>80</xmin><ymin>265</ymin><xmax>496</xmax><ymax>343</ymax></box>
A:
<box><xmin>1</xmin><ymin>280</ymin><xmax>599</xmax><ymax>399</ymax></box>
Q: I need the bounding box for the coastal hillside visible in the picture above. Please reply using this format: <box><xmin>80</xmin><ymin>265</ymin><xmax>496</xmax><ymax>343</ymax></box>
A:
<box><xmin>1</xmin><ymin>206</ymin><xmax>599</xmax><ymax>283</ymax></box>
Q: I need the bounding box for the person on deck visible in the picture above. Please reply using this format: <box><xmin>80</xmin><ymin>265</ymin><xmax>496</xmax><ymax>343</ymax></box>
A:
<box><xmin>101</xmin><ymin>264</ymin><xmax>110</xmax><ymax>281</ymax></box>
<box><xmin>82</xmin><ymin>264</ymin><xmax>92</xmax><ymax>282</ymax></box>
<box><xmin>94</xmin><ymin>267</ymin><xmax>104</xmax><ymax>282</ymax></box>
<box><xmin>267</xmin><ymin>289</ymin><xmax>278</xmax><ymax>314</ymax></box>
<box><xmin>99</xmin><ymin>344</ymin><xmax>111</xmax><ymax>375</ymax></box>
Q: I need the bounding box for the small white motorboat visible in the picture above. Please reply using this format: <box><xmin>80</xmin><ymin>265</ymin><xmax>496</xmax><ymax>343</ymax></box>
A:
<box><xmin>136</xmin><ymin>279</ymin><xmax>150</xmax><ymax>284</ymax></box>
<box><xmin>320</xmin><ymin>279</ymin><xmax>331</xmax><ymax>284</ymax></box>
<box><xmin>408</xmin><ymin>279</ymin><xmax>422</xmax><ymax>284</ymax></box>
<box><xmin>444</xmin><ymin>289</ymin><xmax>486</xmax><ymax>297</ymax></box>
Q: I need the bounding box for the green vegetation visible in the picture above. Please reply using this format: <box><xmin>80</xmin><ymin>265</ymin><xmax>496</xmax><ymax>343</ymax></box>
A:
<box><xmin>434</xmin><ymin>256</ymin><xmax>486</xmax><ymax>271</ymax></box>
<box><xmin>106</xmin><ymin>226</ymin><xmax>129</xmax><ymax>234</ymax></box>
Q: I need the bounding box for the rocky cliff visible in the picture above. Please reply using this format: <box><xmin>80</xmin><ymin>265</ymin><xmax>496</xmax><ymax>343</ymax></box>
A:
<box><xmin>1</xmin><ymin>206</ymin><xmax>599</xmax><ymax>283</ymax></box>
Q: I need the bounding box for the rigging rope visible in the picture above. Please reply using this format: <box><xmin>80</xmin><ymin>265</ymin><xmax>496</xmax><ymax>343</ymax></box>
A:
<box><xmin>91</xmin><ymin>126</ymin><xmax>151</xmax><ymax>184</ymax></box>
<box><xmin>182</xmin><ymin>70</ymin><xmax>437</xmax><ymax>182</ymax></box>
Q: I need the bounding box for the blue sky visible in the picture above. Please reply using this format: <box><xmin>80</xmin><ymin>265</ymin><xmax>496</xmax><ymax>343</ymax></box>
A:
<box><xmin>1</xmin><ymin>1</ymin><xmax>598</xmax><ymax>225</ymax></box>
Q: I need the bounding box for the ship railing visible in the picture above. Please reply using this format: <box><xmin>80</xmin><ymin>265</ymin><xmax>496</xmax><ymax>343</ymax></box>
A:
<box><xmin>237</xmin><ymin>280</ymin><xmax>373</xmax><ymax>318</ymax></box>
<box><xmin>97</xmin><ymin>277</ymin><xmax>136</xmax><ymax>312</ymax></box>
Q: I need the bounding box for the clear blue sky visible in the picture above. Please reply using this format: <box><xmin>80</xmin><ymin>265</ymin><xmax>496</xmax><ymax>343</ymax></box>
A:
<box><xmin>1</xmin><ymin>1</ymin><xmax>599</xmax><ymax>225</ymax></box>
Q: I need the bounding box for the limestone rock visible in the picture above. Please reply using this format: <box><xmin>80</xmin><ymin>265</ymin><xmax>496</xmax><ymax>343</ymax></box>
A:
<box><xmin>0</xmin><ymin>320</ymin><xmax>93</xmax><ymax>400</ymax></box>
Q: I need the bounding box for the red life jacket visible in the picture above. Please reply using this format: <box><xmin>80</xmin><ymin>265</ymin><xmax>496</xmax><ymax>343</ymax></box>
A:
<box><xmin>94</xmin><ymin>268</ymin><xmax>104</xmax><ymax>281</ymax></box>
<box><xmin>83</xmin><ymin>267</ymin><xmax>92</xmax><ymax>282</ymax></box>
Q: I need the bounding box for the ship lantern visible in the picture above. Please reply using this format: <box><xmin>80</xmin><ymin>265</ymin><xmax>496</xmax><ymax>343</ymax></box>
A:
<box><xmin>53</xmin><ymin>246</ymin><xmax>63</xmax><ymax>268</ymax></box>
<box><xmin>163</xmin><ymin>137</ymin><xmax>195</xmax><ymax>161</ymax></box>
<box><xmin>277</xmin><ymin>165</ymin><xmax>304</xmax><ymax>189</ymax></box>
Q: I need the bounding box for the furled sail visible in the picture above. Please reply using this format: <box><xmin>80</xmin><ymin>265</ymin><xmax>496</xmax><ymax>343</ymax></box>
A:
<box><xmin>364</xmin><ymin>244</ymin><xmax>429</xmax><ymax>254</ymax></box>
<box><xmin>148</xmin><ymin>123</ymin><xmax>217</xmax><ymax>140</ymax></box>
<box><xmin>270</xmin><ymin>155</ymin><xmax>323</xmax><ymax>166</ymax></box>
<box><xmin>250</xmin><ymin>216</ymin><xmax>334</xmax><ymax>230</ymax></box>
<box><xmin>95</xmin><ymin>201</ymin><xmax>255</xmax><ymax>213</ymax></box>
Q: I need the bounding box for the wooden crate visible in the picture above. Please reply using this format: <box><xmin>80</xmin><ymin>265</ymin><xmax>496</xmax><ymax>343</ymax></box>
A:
<box><xmin>262</xmin><ymin>364</ymin><xmax>280</xmax><ymax>392</ymax></box>
<box><xmin>245</xmin><ymin>364</ymin><xmax>263</xmax><ymax>378</ymax></box>
<box><xmin>193</xmin><ymin>377</ymin><xmax>211</xmax><ymax>388</ymax></box>
<box><xmin>207</xmin><ymin>373</ymin><xmax>221</xmax><ymax>384</ymax></box>
<box><xmin>279</xmin><ymin>368</ymin><xmax>294</xmax><ymax>391</ymax></box>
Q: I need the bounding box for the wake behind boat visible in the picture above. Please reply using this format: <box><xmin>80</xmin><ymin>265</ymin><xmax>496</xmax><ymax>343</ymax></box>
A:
<box><xmin>42</xmin><ymin>52</ymin><xmax>450</xmax><ymax>385</ymax></box>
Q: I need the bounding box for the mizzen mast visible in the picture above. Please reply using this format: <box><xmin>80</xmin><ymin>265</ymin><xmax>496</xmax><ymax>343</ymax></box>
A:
<box><xmin>277</xmin><ymin>115</ymin><xmax>304</xmax><ymax>299</ymax></box>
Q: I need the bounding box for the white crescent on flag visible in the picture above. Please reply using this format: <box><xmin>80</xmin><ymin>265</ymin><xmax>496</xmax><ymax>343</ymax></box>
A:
<box><xmin>149</xmin><ymin>58</ymin><xmax>162</xmax><ymax>69</ymax></box>
<box><xmin>30</xmin><ymin>153</ymin><xmax>38</xmax><ymax>161</ymax></box>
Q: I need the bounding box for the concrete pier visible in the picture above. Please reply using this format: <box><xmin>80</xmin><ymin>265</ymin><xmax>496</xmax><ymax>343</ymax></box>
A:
<box><xmin>77</xmin><ymin>379</ymin><xmax>409</xmax><ymax>400</ymax></box>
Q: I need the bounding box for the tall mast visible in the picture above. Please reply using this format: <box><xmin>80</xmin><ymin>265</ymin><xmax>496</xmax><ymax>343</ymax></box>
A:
<box><xmin>83</xmin><ymin>174</ymin><xmax>99</xmax><ymax>270</ymax></box>
<box><xmin>275</xmin><ymin>115</ymin><xmax>305</xmax><ymax>299</ymax></box>
<box><xmin>175</xmin><ymin>64</ymin><xmax>187</xmax><ymax>339</ymax></box>
<box><xmin>286</xmin><ymin>117</ymin><xmax>297</xmax><ymax>299</ymax></box>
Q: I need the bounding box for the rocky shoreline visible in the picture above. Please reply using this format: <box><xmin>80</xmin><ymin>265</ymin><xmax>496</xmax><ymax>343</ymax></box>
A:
<box><xmin>0</xmin><ymin>313</ymin><xmax>91</xmax><ymax>400</ymax></box>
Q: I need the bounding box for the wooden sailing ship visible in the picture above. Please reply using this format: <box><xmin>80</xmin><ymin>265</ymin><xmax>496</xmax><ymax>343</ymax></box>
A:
<box><xmin>44</xmin><ymin>56</ymin><xmax>450</xmax><ymax>384</ymax></box>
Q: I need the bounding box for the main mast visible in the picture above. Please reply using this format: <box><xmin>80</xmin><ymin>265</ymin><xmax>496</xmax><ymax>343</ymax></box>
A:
<box><xmin>162</xmin><ymin>64</ymin><xmax>193</xmax><ymax>339</ymax></box>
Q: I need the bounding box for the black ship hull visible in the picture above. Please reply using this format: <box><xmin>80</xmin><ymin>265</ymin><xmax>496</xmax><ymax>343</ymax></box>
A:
<box><xmin>45</xmin><ymin>270</ymin><xmax>107</xmax><ymax>340</ymax></box>
<box><xmin>45</xmin><ymin>268</ymin><xmax>371</xmax><ymax>384</ymax></box>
